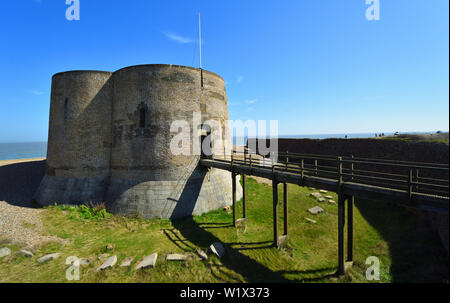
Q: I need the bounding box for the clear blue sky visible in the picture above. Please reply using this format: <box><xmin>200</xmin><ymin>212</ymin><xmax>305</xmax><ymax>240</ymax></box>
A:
<box><xmin>1</xmin><ymin>0</ymin><xmax>448</xmax><ymax>142</ymax></box>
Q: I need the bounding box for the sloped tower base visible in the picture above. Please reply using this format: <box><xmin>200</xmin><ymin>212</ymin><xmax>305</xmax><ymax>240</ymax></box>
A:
<box><xmin>34</xmin><ymin>166</ymin><xmax>242</xmax><ymax>219</ymax></box>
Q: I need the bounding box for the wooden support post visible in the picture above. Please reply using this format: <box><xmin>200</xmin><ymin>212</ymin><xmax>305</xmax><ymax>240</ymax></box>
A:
<box><xmin>338</xmin><ymin>157</ymin><xmax>343</xmax><ymax>185</ymax></box>
<box><xmin>300</xmin><ymin>159</ymin><xmax>304</xmax><ymax>185</ymax></box>
<box><xmin>315</xmin><ymin>159</ymin><xmax>318</xmax><ymax>176</ymax></box>
<box><xmin>272</xmin><ymin>179</ymin><xmax>279</xmax><ymax>247</ymax></box>
<box><xmin>337</xmin><ymin>193</ymin><xmax>346</xmax><ymax>275</ymax></box>
<box><xmin>337</xmin><ymin>156</ymin><xmax>346</xmax><ymax>275</ymax></box>
<box><xmin>232</xmin><ymin>172</ymin><xmax>236</xmax><ymax>227</ymax></box>
<box><xmin>351</xmin><ymin>155</ymin><xmax>354</xmax><ymax>182</ymax></box>
<box><xmin>408</xmin><ymin>168</ymin><xmax>413</xmax><ymax>202</ymax></box>
<box><xmin>347</xmin><ymin>195</ymin><xmax>354</xmax><ymax>262</ymax></box>
<box><xmin>283</xmin><ymin>182</ymin><xmax>288</xmax><ymax>236</ymax></box>
<box><xmin>285</xmin><ymin>151</ymin><xmax>289</xmax><ymax>171</ymax></box>
<box><xmin>242</xmin><ymin>174</ymin><xmax>246</xmax><ymax>218</ymax></box>
<box><xmin>415</xmin><ymin>168</ymin><xmax>419</xmax><ymax>193</ymax></box>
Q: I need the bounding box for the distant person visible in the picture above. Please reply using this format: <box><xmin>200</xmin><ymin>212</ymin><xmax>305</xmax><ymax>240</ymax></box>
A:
<box><xmin>345</xmin><ymin>135</ymin><xmax>348</xmax><ymax>139</ymax></box>
<box><xmin>375</xmin><ymin>133</ymin><xmax>378</xmax><ymax>137</ymax></box>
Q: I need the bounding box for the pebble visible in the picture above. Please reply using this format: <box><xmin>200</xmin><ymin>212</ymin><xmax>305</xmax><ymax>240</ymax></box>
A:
<box><xmin>19</xmin><ymin>250</ymin><xmax>34</xmax><ymax>257</ymax></box>
<box><xmin>37</xmin><ymin>253</ymin><xmax>61</xmax><ymax>263</ymax></box>
<box><xmin>328</xmin><ymin>200</ymin><xmax>336</xmax><ymax>205</ymax></box>
<box><xmin>236</xmin><ymin>218</ymin><xmax>247</xmax><ymax>224</ymax></box>
<box><xmin>80</xmin><ymin>258</ymin><xmax>91</xmax><ymax>267</ymax></box>
<box><xmin>166</xmin><ymin>253</ymin><xmax>188</xmax><ymax>261</ymax></box>
<box><xmin>209</xmin><ymin>242</ymin><xmax>225</xmax><ymax>258</ymax></box>
<box><xmin>0</xmin><ymin>247</ymin><xmax>11</xmax><ymax>258</ymax></box>
<box><xmin>196</xmin><ymin>249</ymin><xmax>208</xmax><ymax>260</ymax></box>
<box><xmin>120</xmin><ymin>257</ymin><xmax>134</xmax><ymax>267</ymax></box>
<box><xmin>96</xmin><ymin>255</ymin><xmax>117</xmax><ymax>272</ymax></box>
<box><xmin>319</xmin><ymin>190</ymin><xmax>328</xmax><ymax>193</ymax></box>
<box><xmin>325</xmin><ymin>195</ymin><xmax>333</xmax><ymax>199</ymax></box>
<box><xmin>305</xmin><ymin>217</ymin><xmax>317</xmax><ymax>223</ymax></box>
<box><xmin>277</xmin><ymin>235</ymin><xmax>288</xmax><ymax>248</ymax></box>
<box><xmin>135</xmin><ymin>253</ymin><xmax>158</xmax><ymax>270</ymax></box>
<box><xmin>310</xmin><ymin>193</ymin><xmax>322</xmax><ymax>199</ymax></box>
<box><xmin>106</xmin><ymin>244</ymin><xmax>114</xmax><ymax>251</ymax></box>
<box><xmin>308</xmin><ymin>206</ymin><xmax>324</xmax><ymax>215</ymax></box>
<box><xmin>98</xmin><ymin>253</ymin><xmax>110</xmax><ymax>260</ymax></box>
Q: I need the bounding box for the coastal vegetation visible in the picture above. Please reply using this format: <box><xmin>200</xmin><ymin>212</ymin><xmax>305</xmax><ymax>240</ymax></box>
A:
<box><xmin>377</xmin><ymin>132</ymin><xmax>449</xmax><ymax>145</ymax></box>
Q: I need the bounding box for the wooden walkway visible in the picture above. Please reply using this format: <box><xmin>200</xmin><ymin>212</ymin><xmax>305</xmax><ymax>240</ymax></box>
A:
<box><xmin>200</xmin><ymin>149</ymin><xmax>449</xmax><ymax>275</ymax></box>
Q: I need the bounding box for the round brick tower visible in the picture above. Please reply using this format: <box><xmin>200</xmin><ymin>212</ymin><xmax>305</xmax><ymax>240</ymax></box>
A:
<box><xmin>34</xmin><ymin>64</ymin><xmax>242</xmax><ymax>219</ymax></box>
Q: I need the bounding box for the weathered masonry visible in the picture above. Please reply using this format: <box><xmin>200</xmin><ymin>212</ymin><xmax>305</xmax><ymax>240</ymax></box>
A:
<box><xmin>34</xmin><ymin>64</ymin><xmax>242</xmax><ymax>219</ymax></box>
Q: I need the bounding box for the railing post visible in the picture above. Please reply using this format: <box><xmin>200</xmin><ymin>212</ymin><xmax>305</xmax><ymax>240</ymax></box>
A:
<box><xmin>300</xmin><ymin>158</ymin><xmax>304</xmax><ymax>186</ymax></box>
<box><xmin>242</xmin><ymin>174</ymin><xmax>246</xmax><ymax>219</ymax></box>
<box><xmin>283</xmin><ymin>182</ymin><xmax>288</xmax><ymax>236</ymax></box>
<box><xmin>415</xmin><ymin>168</ymin><xmax>419</xmax><ymax>193</ymax></box>
<box><xmin>337</xmin><ymin>156</ymin><xmax>345</xmax><ymax>275</ymax></box>
<box><xmin>337</xmin><ymin>193</ymin><xmax>346</xmax><ymax>275</ymax></box>
<box><xmin>351</xmin><ymin>155</ymin><xmax>354</xmax><ymax>182</ymax></box>
<box><xmin>272</xmin><ymin>179</ymin><xmax>279</xmax><ymax>247</ymax></box>
<box><xmin>285</xmin><ymin>151</ymin><xmax>289</xmax><ymax>171</ymax></box>
<box><xmin>347</xmin><ymin>195</ymin><xmax>354</xmax><ymax>262</ymax></box>
<box><xmin>408</xmin><ymin>168</ymin><xmax>413</xmax><ymax>202</ymax></box>
<box><xmin>338</xmin><ymin>157</ymin><xmax>343</xmax><ymax>186</ymax></box>
<box><xmin>232</xmin><ymin>172</ymin><xmax>236</xmax><ymax>227</ymax></box>
<box><xmin>315</xmin><ymin>159</ymin><xmax>318</xmax><ymax>176</ymax></box>
<box><xmin>271</xmin><ymin>152</ymin><xmax>275</xmax><ymax>175</ymax></box>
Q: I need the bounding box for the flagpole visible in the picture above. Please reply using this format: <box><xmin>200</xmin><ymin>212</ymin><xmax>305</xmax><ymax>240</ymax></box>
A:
<box><xmin>198</xmin><ymin>12</ymin><xmax>202</xmax><ymax>69</ymax></box>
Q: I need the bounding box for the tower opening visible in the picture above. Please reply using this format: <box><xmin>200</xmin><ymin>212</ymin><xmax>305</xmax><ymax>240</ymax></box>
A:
<box><xmin>201</xmin><ymin>124</ymin><xmax>213</xmax><ymax>159</ymax></box>
<box><xmin>64</xmin><ymin>98</ymin><xmax>69</xmax><ymax>120</ymax></box>
<box><xmin>139</xmin><ymin>108</ymin><xmax>146</xmax><ymax>128</ymax></box>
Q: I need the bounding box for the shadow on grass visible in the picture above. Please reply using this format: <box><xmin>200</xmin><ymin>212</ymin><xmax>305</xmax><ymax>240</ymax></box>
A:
<box><xmin>0</xmin><ymin>160</ymin><xmax>46</xmax><ymax>208</ymax></box>
<box><xmin>356</xmin><ymin>198</ymin><xmax>448</xmax><ymax>283</ymax></box>
<box><xmin>171</xmin><ymin>215</ymin><xmax>338</xmax><ymax>282</ymax></box>
<box><xmin>166</xmin><ymin>165</ymin><xmax>335</xmax><ymax>282</ymax></box>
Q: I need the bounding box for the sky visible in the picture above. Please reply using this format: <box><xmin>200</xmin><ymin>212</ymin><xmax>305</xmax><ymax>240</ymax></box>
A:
<box><xmin>0</xmin><ymin>0</ymin><xmax>448</xmax><ymax>143</ymax></box>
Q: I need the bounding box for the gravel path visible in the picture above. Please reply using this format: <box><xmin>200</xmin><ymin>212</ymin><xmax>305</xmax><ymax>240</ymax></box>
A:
<box><xmin>0</xmin><ymin>158</ymin><xmax>65</xmax><ymax>250</ymax></box>
<box><xmin>0</xmin><ymin>201</ymin><xmax>65</xmax><ymax>250</ymax></box>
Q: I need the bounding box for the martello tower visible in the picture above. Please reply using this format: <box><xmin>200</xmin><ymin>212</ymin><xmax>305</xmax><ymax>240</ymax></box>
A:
<box><xmin>34</xmin><ymin>64</ymin><xmax>242</xmax><ymax>219</ymax></box>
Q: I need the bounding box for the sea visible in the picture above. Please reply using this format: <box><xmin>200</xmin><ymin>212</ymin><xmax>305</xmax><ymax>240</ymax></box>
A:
<box><xmin>0</xmin><ymin>142</ymin><xmax>48</xmax><ymax>161</ymax></box>
<box><xmin>0</xmin><ymin>132</ymin><xmax>433</xmax><ymax>161</ymax></box>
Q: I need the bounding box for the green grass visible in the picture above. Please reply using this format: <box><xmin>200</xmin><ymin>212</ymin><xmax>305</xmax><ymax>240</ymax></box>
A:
<box><xmin>377</xmin><ymin>133</ymin><xmax>449</xmax><ymax>145</ymax></box>
<box><xmin>0</xmin><ymin>178</ymin><xmax>447</xmax><ymax>283</ymax></box>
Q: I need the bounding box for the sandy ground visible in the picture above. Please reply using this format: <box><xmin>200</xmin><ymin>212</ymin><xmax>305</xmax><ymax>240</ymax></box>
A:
<box><xmin>0</xmin><ymin>158</ymin><xmax>66</xmax><ymax>250</ymax></box>
<box><xmin>0</xmin><ymin>157</ymin><xmax>45</xmax><ymax>166</ymax></box>
<box><xmin>0</xmin><ymin>158</ymin><xmax>46</xmax><ymax>207</ymax></box>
